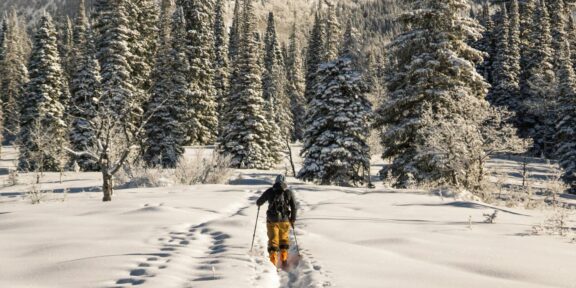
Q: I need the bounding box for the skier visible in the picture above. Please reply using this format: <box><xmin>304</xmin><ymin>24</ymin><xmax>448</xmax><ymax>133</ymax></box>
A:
<box><xmin>256</xmin><ymin>175</ymin><xmax>297</xmax><ymax>268</ymax></box>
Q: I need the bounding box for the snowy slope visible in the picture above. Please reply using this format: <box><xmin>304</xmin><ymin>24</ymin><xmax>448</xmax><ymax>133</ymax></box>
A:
<box><xmin>1</xmin><ymin>147</ymin><xmax>576</xmax><ymax>288</ymax></box>
<box><xmin>1</xmin><ymin>0</ymin><xmax>382</xmax><ymax>42</ymax></box>
<box><xmin>0</xmin><ymin>0</ymin><xmax>321</xmax><ymax>34</ymax></box>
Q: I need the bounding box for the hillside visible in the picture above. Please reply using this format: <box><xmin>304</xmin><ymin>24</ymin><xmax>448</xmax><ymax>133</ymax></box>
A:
<box><xmin>0</xmin><ymin>0</ymin><xmax>322</xmax><ymax>38</ymax></box>
<box><xmin>0</xmin><ymin>0</ymin><xmax>403</xmax><ymax>45</ymax></box>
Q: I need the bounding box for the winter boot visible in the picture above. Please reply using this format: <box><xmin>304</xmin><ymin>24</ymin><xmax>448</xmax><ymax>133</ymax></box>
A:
<box><xmin>280</xmin><ymin>249</ymin><xmax>288</xmax><ymax>267</ymax></box>
<box><xmin>269</xmin><ymin>252</ymin><xmax>278</xmax><ymax>266</ymax></box>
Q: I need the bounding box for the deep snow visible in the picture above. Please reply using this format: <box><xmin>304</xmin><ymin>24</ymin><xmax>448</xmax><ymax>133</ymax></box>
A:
<box><xmin>0</xmin><ymin>147</ymin><xmax>575</xmax><ymax>288</ymax></box>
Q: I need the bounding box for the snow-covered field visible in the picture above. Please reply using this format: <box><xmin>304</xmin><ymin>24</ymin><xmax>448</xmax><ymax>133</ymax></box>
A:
<box><xmin>1</xmin><ymin>147</ymin><xmax>576</xmax><ymax>288</ymax></box>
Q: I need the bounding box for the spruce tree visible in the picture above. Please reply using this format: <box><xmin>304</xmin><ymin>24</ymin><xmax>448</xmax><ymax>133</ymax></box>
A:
<box><xmin>519</xmin><ymin>0</ymin><xmax>536</xmax><ymax>76</ymax></box>
<box><xmin>219</xmin><ymin>0</ymin><xmax>279</xmax><ymax>169</ymax></box>
<box><xmin>18</xmin><ymin>14</ymin><xmax>67</xmax><ymax>172</ymax></box>
<box><xmin>57</xmin><ymin>16</ymin><xmax>74</xmax><ymax>81</ymax></box>
<box><xmin>548</xmin><ymin>0</ymin><xmax>568</xmax><ymax>55</ymax></box>
<box><xmin>0</xmin><ymin>18</ymin><xmax>6</xmax><ymax>64</ymax></box>
<box><xmin>214</xmin><ymin>0</ymin><xmax>229</xmax><ymax>130</ymax></box>
<box><xmin>375</xmin><ymin>0</ymin><xmax>491</xmax><ymax>189</ymax></box>
<box><xmin>93</xmin><ymin>0</ymin><xmax>136</xmax><ymax>118</ymax></box>
<box><xmin>567</xmin><ymin>14</ymin><xmax>576</xmax><ymax>70</ymax></box>
<box><xmin>262</xmin><ymin>12</ymin><xmax>292</xmax><ymax>140</ymax></box>
<box><xmin>178</xmin><ymin>0</ymin><xmax>219</xmax><ymax>145</ymax></box>
<box><xmin>73</xmin><ymin>0</ymin><xmax>89</xmax><ymax>47</ymax></box>
<box><xmin>305</xmin><ymin>13</ymin><xmax>325</xmax><ymax>102</ymax></box>
<box><xmin>340</xmin><ymin>20</ymin><xmax>361</xmax><ymax>70</ymax></box>
<box><xmin>286</xmin><ymin>23</ymin><xmax>306</xmax><ymax>141</ymax></box>
<box><xmin>324</xmin><ymin>3</ymin><xmax>341</xmax><ymax>61</ymax></box>
<box><xmin>298</xmin><ymin>52</ymin><xmax>371</xmax><ymax>186</ymax></box>
<box><xmin>158</xmin><ymin>0</ymin><xmax>175</xmax><ymax>44</ymax></box>
<box><xmin>126</xmin><ymin>0</ymin><xmax>159</xmax><ymax>115</ymax></box>
<box><xmin>143</xmin><ymin>7</ymin><xmax>189</xmax><ymax>168</ymax></box>
<box><xmin>0</xmin><ymin>12</ymin><xmax>28</xmax><ymax>144</ymax></box>
<box><xmin>522</xmin><ymin>0</ymin><xmax>556</xmax><ymax>157</ymax></box>
<box><xmin>69</xmin><ymin>0</ymin><xmax>101</xmax><ymax>171</ymax></box>
<box><xmin>489</xmin><ymin>5</ymin><xmax>520</xmax><ymax>111</ymax></box>
<box><xmin>228</xmin><ymin>0</ymin><xmax>242</xmax><ymax>62</ymax></box>
<box><xmin>477</xmin><ymin>2</ymin><xmax>494</xmax><ymax>83</ymax></box>
<box><xmin>508</xmin><ymin>0</ymin><xmax>521</xmax><ymax>109</ymax></box>
<box><xmin>0</xmin><ymin>20</ymin><xmax>4</xmax><ymax>146</ymax></box>
<box><xmin>555</xmin><ymin>39</ymin><xmax>576</xmax><ymax>194</ymax></box>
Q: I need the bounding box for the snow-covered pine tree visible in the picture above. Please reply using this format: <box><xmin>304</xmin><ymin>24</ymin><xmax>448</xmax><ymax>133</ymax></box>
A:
<box><xmin>286</xmin><ymin>22</ymin><xmax>306</xmax><ymax>141</ymax></box>
<box><xmin>0</xmin><ymin>18</ymin><xmax>6</xmax><ymax>64</ymax></box>
<box><xmin>489</xmin><ymin>4</ymin><xmax>520</xmax><ymax>111</ymax></box>
<box><xmin>69</xmin><ymin>0</ymin><xmax>101</xmax><ymax>171</ymax></box>
<box><xmin>93</xmin><ymin>0</ymin><xmax>136</xmax><ymax>119</ymax></box>
<box><xmin>473</xmin><ymin>2</ymin><xmax>493</xmax><ymax>83</ymax></box>
<box><xmin>522</xmin><ymin>0</ymin><xmax>556</xmax><ymax>157</ymax></box>
<box><xmin>340</xmin><ymin>20</ymin><xmax>362</xmax><ymax>70</ymax></box>
<box><xmin>158</xmin><ymin>0</ymin><xmax>175</xmax><ymax>44</ymax></box>
<box><xmin>324</xmin><ymin>2</ymin><xmax>341</xmax><ymax>61</ymax></box>
<box><xmin>18</xmin><ymin>14</ymin><xmax>68</xmax><ymax>172</ymax></box>
<box><xmin>0</xmin><ymin>11</ymin><xmax>28</xmax><ymax>143</ymax></box>
<box><xmin>519</xmin><ymin>0</ymin><xmax>535</xmax><ymax>82</ymax></box>
<box><xmin>0</xmin><ymin>20</ymin><xmax>4</xmax><ymax>146</ymax></box>
<box><xmin>548</xmin><ymin>0</ymin><xmax>568</xmax><ymax>55</ymax></box>
<box><xmin>228</xmin><ymin>0</ymin><xmax>241</xmax><ymax>62</ymax></box>
<box><xmin>57</xmin><ymin>16</ymin><xmax>74</xmax><ymax>80</ymax></box>
<box><xmin>375</xmin><ymin>0</ymin><xmax>491</xmax><ymax>189</ymax></box>
<box><xmin>567</xmin><ymin>14</ymin><xmax>576</xmax><ymax>71</ymax></box>
<box><xmin>519</xmin><ymin>0</ymin><xmax>536</xmax><ymax>43</ymax></box>
<box><xmin>298</xmin><ymin>48</ymin><xmax>372</xmax><ymax>186</ymax></box>
<box><xmin>178</xmin><ymin>0</ymin><xmax>219</xmax><ymax>145</ymax></box>
<box><xmin>508</xmin><ymin>0</ymin><xmax>521</xmax><ymax>111</ymax></box>
<box><xmin>219</xmin><ymin>0</ymin><xmax>278</xmax><ymax>169</ymax></box>
<box><xmin>214</xmin><ymin>0</ymin><xmax>228</xmax><ymax>131</ymax></box>
<box><xmin>126</xmin><ymin>0</ymin><xmax>159</xmax><ymax>116</ymax></box>
<box><xmin>263</xmin><ymin>12</ymin><xmax>283</xmax><ymax>88</ymax></box>
<box><xmin>281</xmin><ymin>41</ymin><xmax>288</xmax><ymax>67</ymax></box>
<box><xmin>73</xmin><ymin>0</ymin><xmax>88</xmax><ymax>46</ymax></box>
<box><xmin>304</xmin><ymin>13</ymin><xmax>325</xmax><ymax>103</ymax></box>
<box><xmin>555</xmin><ymin>39</ymin><xmax>576</xmax><ymax>194</ymax></box>
<box><xmin>262</xmin><ymin>12</ymin><xmax>293</xmax><ymax>140</ymax></box>
<box><xmin>143</xmin><ymin>7</ymin><xmax>189</xmax><ymax>168</ymax></box>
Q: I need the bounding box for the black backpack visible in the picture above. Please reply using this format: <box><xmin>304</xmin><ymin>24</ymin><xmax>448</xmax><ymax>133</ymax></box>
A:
<box><xmin>269</xmin><ymin>184</ymin><xmax>291</xmax><ymax>220</ymax></box>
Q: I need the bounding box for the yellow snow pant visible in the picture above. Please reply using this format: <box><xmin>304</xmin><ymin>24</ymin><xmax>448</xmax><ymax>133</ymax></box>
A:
<box><xmin>267</xmin><ymin>221</ymin><xmax>290</xmax><ymax>265</ymax></box>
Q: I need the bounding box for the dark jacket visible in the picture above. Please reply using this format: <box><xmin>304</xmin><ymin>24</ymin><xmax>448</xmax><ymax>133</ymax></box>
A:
<box><xmin>256</xmin><ymin>182</ymin><xmax>297</xmax><ymax>223</ymax></box>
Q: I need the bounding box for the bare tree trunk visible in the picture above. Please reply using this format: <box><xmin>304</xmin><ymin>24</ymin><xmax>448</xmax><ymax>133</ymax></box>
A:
<box><xmin>477</xmin><ymin>155</ymin><xmax>485</xmax><ymax>185</ymax></box>
<box><xmin>286</xmin><ymin>138</ymin><xmax>296</xmax><ymax>177</ymax></box>
<box><xmin>102</xmin><ymin>172</ymin><xmax>113</xmax><ymax>202</ymax></box>
<box><xmin>522</xmin><ymin>156</ymin><xmax>528</xmax><ymax>188</ymax></box>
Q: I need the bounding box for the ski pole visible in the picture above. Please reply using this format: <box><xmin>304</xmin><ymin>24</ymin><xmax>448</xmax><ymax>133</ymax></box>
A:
<box><xmin>250</xmin><ymin>206</ymin><xmax>260</xmax><ymax>253</ymax></box>
<box><xmin>291</xmin><ymin>222</ymin><xmax>301</xmax><ymax>256</ymax></box>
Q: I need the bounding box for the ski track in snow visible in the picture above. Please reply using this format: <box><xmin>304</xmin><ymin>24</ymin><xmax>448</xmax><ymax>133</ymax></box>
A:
<box><xmin>108</xmin><ymin>189</ymin><xmax>277</xmax><ymax>288</ymax></box>
<box><xmin>107</xmin><ymin>186</ymin><xmax>335</xmax><ymax>288</ymax></box>
<box><xmin>278</xmin><ymin>196</ymin><xmax>332</xmax><ymax>288</ymax></box>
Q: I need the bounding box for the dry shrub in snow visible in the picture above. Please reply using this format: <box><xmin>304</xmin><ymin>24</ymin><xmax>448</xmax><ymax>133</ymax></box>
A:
<box><xmin>115</xmin><ymin>163</ymin><xmax>173</xmax><ymax>189</ymax></box>
<box><xmin>6</xmin><ymin>169</ymin><xmax>19</xmax><ymax>186</ymax></box>
<box><xmin>114</xmin><ymin>152</ymin><xmax>233</xmax><ymax>188</ymax></box>
<box><xmin>532</xmin><ymin>207</ymin><xmax>575</xmax><ymax>238</ymax></box>
<box><xmin>543</xmin><ymin>170</ymin><xmax>568</xmax><ymax>209</ymax></box>
<box><xmin>483</xmin><ymin>210</ymin><xmax>498</xmax><ymax>224</ymax></box>
<box><xmin>174</xmin><ymin>152</ymin><xmax>234</xmax><ymax>185</ymax></box>
<box><xmin>25</xmin><ymin>183</ymin><xmax>43</xmax><ymax>204</ymax></box>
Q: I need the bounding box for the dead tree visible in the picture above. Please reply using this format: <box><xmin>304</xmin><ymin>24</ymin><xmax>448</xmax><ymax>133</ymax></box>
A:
<box><xmin>66</xmin><ymin>108</ymin><xmax>155</xmax><ymax>202</ymax></box>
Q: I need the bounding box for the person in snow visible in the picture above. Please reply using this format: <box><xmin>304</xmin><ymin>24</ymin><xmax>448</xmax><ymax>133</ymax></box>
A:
<box><xmin>256</xmin><ymin>175</ymin><xmax>297</xmax><ymax>267</ymax></box>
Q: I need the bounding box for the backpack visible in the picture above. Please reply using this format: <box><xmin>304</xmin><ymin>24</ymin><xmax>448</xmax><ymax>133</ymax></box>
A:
<box><xmin>269</xmin><ymin>184</ymin><xmax>291</xmax><ymax>220</ymax></box>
